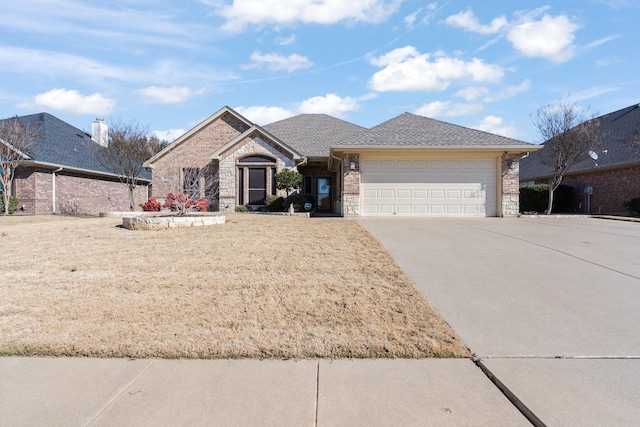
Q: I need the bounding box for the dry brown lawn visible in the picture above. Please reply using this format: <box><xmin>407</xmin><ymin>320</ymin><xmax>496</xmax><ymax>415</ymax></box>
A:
<box><xmin>0</xmin><ymin>214</ymin><xmax>468</xmax><ymax>359</ymax></box>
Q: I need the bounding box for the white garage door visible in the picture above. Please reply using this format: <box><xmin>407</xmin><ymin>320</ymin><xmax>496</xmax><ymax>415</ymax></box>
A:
<box><xmin>360</xmin><ymin>158</ymin><xmax>497</xmax><ymax>217</ymax></box>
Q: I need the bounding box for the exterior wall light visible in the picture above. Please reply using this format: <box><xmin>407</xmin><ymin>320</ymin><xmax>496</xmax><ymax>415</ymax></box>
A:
<box><xmin>350</xmin><ymin>161</ymin><xmax>356</xmax><ymax>170</ymax></box>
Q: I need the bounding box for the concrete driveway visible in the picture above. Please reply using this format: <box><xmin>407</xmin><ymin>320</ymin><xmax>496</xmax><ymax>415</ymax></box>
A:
<box><xmin>360</xmin><ymin>217</ymin><xmax>640</xmax><ymax>426</ymax></box>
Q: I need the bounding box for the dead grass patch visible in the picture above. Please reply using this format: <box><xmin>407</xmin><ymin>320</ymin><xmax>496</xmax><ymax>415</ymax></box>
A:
<box><xmin>0</xmin><ymin>214</ymin><xmax>468</xmax><ymax>359</ymax></box>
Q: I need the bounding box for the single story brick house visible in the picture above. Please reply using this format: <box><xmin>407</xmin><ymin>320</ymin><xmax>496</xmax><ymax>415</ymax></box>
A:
<box><xmin>1</xmin><ymin>113</ymin><xmax>150</xmax><ymax>215</ymax></box>
<box><xmin>520</xmin><ymin>103</ymin><xmax>640</xmax><ymax>214</ymax></box>
<box><xmin>144</xmin><ymin>106</ymin><xmax>538</xmax><ymax>217</ymax></box>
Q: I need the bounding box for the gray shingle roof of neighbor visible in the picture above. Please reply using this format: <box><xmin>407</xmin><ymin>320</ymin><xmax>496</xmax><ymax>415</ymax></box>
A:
<box><xmin>338</xmin><ymin>112</ymin><xmax>536</xmax><ymax>148</ymax></box>
<box><xmin>262</xmin><ymin>114</ymin><xmax>366</xmax><ymax>157</ymax></box>
<box><xmin>5</xmin><ymin>112</ymin><xmax>151</xmax><ymax>180</ymax></box>
<box><xmin>520</xmin><ymin>103</ymin><xmax>640</xmax><ymax>181</ymax></box>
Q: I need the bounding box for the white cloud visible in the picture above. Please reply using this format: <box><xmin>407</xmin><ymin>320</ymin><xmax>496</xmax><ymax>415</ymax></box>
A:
<box><xmin>482</xmin><ymin>79</ymin><xmax>532</xmax><ymax>102</ymax></box>
<box><xmin>473</xmin><ymin>115</ymin><xmax>519</xmax><ymax>138</ymax></box>
<box><xmin>234</xmin><ymin>106</ymin><xmax>296</xmax><ymax>125</ymax></box>
<box><xmin>151</xmin><ymin>129</ymin><xmax>186</xmax><ymax>142</ymax></box>
<box><xmin>298</xmin><ymin>94</ymin><xmax>360</xmax><ymax>117</ymax></box>
<box><xmin>415</xmin><ymin>101</ymin><xmax>483</xmax><ymax>117</ymax></box>
<box><xmin>507</xmin><ymin>14</ymin><xmax>579</xmax><ymax>62</ymax></box>
<box><xmin>0</xmin><ymin>46</ymin><xmax>236</xmax><ymax>87</ymax></box>
<box><xmin>455</xmin><ymin>86</ymin><xmax>489</xmax><ymax>101</ymax></box>
<box><xmin>243</xmin><ymin>51</ymin><xmax>313</xmax><ymax>72</ymax></box>
<box><xmin>277</xmin><ymin>34</ymin><xmax>296</xmax><ymax>45</ymax></box>
<box><xmin>23</xmin><ymin>88</ymin><xmax>115</xmax><ymax>115</ymax></box>
<box><xmin>210</xmin><ymin>0</ymin><xmax>402</xmax><ymax>31</ymax></box>
<box><xmin>444</xmin><ymin>8</ymin><xmax>580</xmax><ymax>63</ymax></box>
<box><xmin>137</xmin><ymin>86</ymin><xmax>200</xmax><ymax>104</ymax></box>
<box><xmin>368</xmin><ymin>46</ymin><xmax>504</xmax><ymax>92</ymax></box>
<box><xmin>404</xmin><ymin>8</ymin><xmax>422</xmax><ymax>28</ymax></box>
<box><xmin>444</xmin><ymin>9</ymin><xmax>508</xmax><ymax>34</ymax></box>
<box><xmin>235</xmin><ymin>93</ymin><xmax>366</xmax><ymax>125</ymax></box>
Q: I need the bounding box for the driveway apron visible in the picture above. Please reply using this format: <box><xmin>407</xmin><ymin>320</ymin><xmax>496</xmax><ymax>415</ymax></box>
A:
<box><xmin>360</xmin><ymin>217</ymin><xmax>640</xmax><ymax>426</ymax></box>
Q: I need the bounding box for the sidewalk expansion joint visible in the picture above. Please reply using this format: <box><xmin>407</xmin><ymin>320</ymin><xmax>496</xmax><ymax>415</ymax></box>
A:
<box><xmin>313</xmin><ymin>360</ymin><xmax>320</xmax><ymax>427</ymax></box>
<box><xmin>473</xmin><ymin>358</ymin><xmax>547</xmax><ymax>427</ymax></box>
<box><xmin>84</xmin><ymin>360</ymin><xmax>155</xmax><ymax>426</ymax></box>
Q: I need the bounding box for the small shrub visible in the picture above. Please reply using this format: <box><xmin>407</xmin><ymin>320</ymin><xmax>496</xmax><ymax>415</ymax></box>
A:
<box><xmin>0</xmin><ymin>195</ymin><xmax>19</xmax><ymax>214</ymax></box>
<box><xmin>625</xmin><ymin>198</ymin><xmax>640</xmax><ymax>215</ymax></box>
<box><xmin>519</xmin><ymin>184</ymin><xmax>573</xmax><ymax>213</ymax></box>
<box><xmin>265</xmin><ymin>196</ymin><xmax>286</xmax><ymax>212</ymax></box>
<box><xmin>275</xmin><ymin>169</ymin><xmax>303</xmax><ymax>196</ymax></box>
<box><xmin>193</xmin><ymin>198</ymin><xmax>209</xmax><ymax>212</ymax></box>
<box><xmin>235</xmin><ymin>205</ymin><xmax>247</xmax><ymax>213</ymax></box>
<box><xmin>141</xmin><ymin>197</ymin><xmax>161</xmax><ymax>212</ymax></box>
<box><xmin>163</xmin><ymin>193</ymin><xmax>193</xmax><ymax>214</ymax></box>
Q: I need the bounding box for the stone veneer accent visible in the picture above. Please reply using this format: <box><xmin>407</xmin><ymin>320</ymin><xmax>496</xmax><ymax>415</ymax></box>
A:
<box><xmin>122</xmin><ymin>215</ymin><xmax>225</xmax><ymax>230</ymax></box>
<box><xmin>218</xmin><ymin>134</ymin><xmax>295</xmax><ymax>212</ymax></box>
<box><xmin>342</xmin><ymin>153</ymin><xmax>360</xmax><ymax>216</ymax></box>
<box><xmin>501</xmin><ymin>153</ymin><xmax>521</xmax><ymax>216</ymax></box>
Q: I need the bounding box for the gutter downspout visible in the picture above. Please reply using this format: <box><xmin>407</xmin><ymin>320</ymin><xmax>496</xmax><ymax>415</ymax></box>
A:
<box><xmin>52</xmin><ymin>167</ymin><xmax>63</xmax><ymax>214</ymax></box>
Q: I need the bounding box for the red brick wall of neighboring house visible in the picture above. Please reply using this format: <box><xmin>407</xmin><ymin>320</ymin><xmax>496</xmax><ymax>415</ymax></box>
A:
<box><xmin>13</xmin><ymin>167</ymin><xmax>149</xmax><ymax>215</ymax></box>
<box><xmin>560</xmin><ymin>165</ymin><xmax>640</xmax><ymax>214</ymax></box>
<box><xmin>151</xmin><ymin>113</ymin><xmax>250</xmax><ymax>199</ymax></box>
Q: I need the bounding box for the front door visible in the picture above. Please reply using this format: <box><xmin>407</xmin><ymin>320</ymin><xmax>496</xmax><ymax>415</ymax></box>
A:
<box><xmin>316</xmin><ymin>177</ymin><xmax>332</xmax><ymax>212</ymax></box>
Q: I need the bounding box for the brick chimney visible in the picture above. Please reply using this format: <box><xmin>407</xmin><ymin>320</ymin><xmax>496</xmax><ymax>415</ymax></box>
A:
<box><xmin>91</xmin><ymin>118</ymin><xmax>108</xmax><ymax>147</ymax></box>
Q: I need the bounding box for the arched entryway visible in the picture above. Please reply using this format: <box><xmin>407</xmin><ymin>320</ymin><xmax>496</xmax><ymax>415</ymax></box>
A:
<box><xmin>237</xmin><ymin>154</ymin><xmax>277</xmax><ymax>206</ymax></box>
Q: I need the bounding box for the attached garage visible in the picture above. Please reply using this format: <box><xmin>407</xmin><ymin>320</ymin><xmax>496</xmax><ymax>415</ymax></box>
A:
<box><xmin>360</xmin><ymin>156</ymin><xmax>497</xmax><ymax>217</ymax></box>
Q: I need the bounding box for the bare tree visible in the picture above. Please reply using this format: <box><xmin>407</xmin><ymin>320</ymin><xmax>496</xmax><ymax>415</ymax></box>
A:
<box><xmin>0</xmin><ymin>117</ymin><xmax>39</xmax><ymax>215</ymax></box>
<box><xmin>162</xmin><ymin>162</ymin><xmax>219</xmax><ymax>214</ymax></box>
<box><xmin>624</xmin><ymin>113</ymin><xmax>640</xmax><ymax>157</ymax></box>
<box><xmin>532</xmin><ymin>98</ymin><xmax>601</xmax><ymax>214</ymax></box>
<box><xmin>97</xmin><ymin>121</ymin><xmax>162</xmax><ymax>211</ymax></box>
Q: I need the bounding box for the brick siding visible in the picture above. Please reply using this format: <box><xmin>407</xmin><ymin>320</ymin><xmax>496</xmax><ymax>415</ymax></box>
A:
<box><xmin>560</xmin><ymin>165</ymin><xmax>640</xmax><ymax>214</ymax></box>
<box><xmin>151</xmin><ymin>113</ymin><xmax>250</xmax><ymax>199</ymax></box>
<box><xmin>13</xmin><ymin>166</ymin><xmax>149</xmax><ymax>215</ymax></box>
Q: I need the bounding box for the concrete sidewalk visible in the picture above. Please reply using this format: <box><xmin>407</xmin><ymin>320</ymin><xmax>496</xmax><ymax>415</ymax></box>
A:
<box><xmin>0</xmin><ymin>357</ymin><xmax>529</xmax><ymax>426</ymax></box>
<box><xmin>360</xmin><ymin>217</ymin><xmax>640</xmax><ymax>426</ymax></box>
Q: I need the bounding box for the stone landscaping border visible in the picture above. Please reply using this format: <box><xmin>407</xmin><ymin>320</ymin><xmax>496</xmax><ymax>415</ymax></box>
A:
<box><xmin>122</xmin><ymin>215</ymin><xmax>225</xmax><ymax>230</ymax></box>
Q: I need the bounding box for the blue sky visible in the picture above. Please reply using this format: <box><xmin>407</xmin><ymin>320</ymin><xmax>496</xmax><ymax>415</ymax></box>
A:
<box><xmin>1</xmin><ymin>0</ymin><xmax>638</xmax><ymax>143</ymax></box>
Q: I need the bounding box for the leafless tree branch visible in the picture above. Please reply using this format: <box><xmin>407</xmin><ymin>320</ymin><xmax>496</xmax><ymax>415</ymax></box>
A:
<box><xmin>0</xmin><ymin>117</ymin><xmax>39</xmax><ymax>215</ymax></box>
<box><xmin>532</xmin><ymin>98</ymin><xmax>601</xmax><ymax>214</ymax></box>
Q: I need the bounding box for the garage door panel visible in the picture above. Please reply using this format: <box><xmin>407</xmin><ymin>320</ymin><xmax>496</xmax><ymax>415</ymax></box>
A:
<box><xmin>414</xmin><ymin>190</ymin><xmax>428</xmax><ymax>199</ymax></box>
<box><xmin>361</xmin><ymin>157</ymin><xmax>497</xmax><ymax>217</ymax></box>
<box><xmin>430</xmin><ymin>189</ymin><xmax>445</xmax><ymax>199</ymax></box>
<box><xmin>396</xmin><ymin>189</ymin><xmax>411</xmax><ymax>199</ymax></box>
<box><xmin>380</xmin><ymin>189</ymin><xmax>395</xmax><ymax>199</ymax></box>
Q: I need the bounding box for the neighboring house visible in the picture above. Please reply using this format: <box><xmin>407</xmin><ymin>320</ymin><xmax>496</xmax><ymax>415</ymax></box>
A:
<box><xmin>144</xmin><ymin>106</ymin><xmax>539</xmax><ymax>217</ymax></box>
<box><xmin>1</xmin><ymin>113</ymin><xmax>151</xmax><ymax>215</ymax></box>
<box><xmin>520</xmin><ymin>103</ymin><xmax>640</xmax><ymax>214</ymax></box>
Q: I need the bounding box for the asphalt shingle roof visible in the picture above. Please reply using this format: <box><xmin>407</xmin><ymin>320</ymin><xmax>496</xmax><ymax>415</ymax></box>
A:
<box><xmin>262</xmin><ymin>114</ymin><xmax>366</xmax><ymax>157</ymax></box>
<box><xmin>340</xmin><ymin>112</ymin><xmax>535</xmax><ymax>147</ymax></box>
<box><xmin>520</xmin><ymin>103</ymin><xmax>640</xmax><ymax>180</ymax></box>
<box><xmin>6</xmin><ymin>113</ymin><xmax>151</xmax><ymax>180</ymax></box>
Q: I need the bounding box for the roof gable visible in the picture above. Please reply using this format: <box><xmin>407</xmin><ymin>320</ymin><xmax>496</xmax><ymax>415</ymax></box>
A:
<box><xmin>210</xmin><ymin>125</ymin><xmax>303</xmax><ymax>160</ymax></box>
<box><xmin>144</xmin><ymin>106</ymin><xmax>254</xmax><ymax>167</ymax></box>
<box><xmin>339</xmin><ymin>112</ymin><xmax>535</xmax><ymax>148</ymax></box>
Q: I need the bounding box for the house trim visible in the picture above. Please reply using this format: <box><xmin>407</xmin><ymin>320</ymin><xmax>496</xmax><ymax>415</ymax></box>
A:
<box><xmin>20</xmin><ymin>160</ymin><xmax>151</xmax><ymax>184</ymax></box>
<box><xmin>210</xmin><ymin>126</ymin><xmax>303</xmax><ymax>161</ymax></box>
